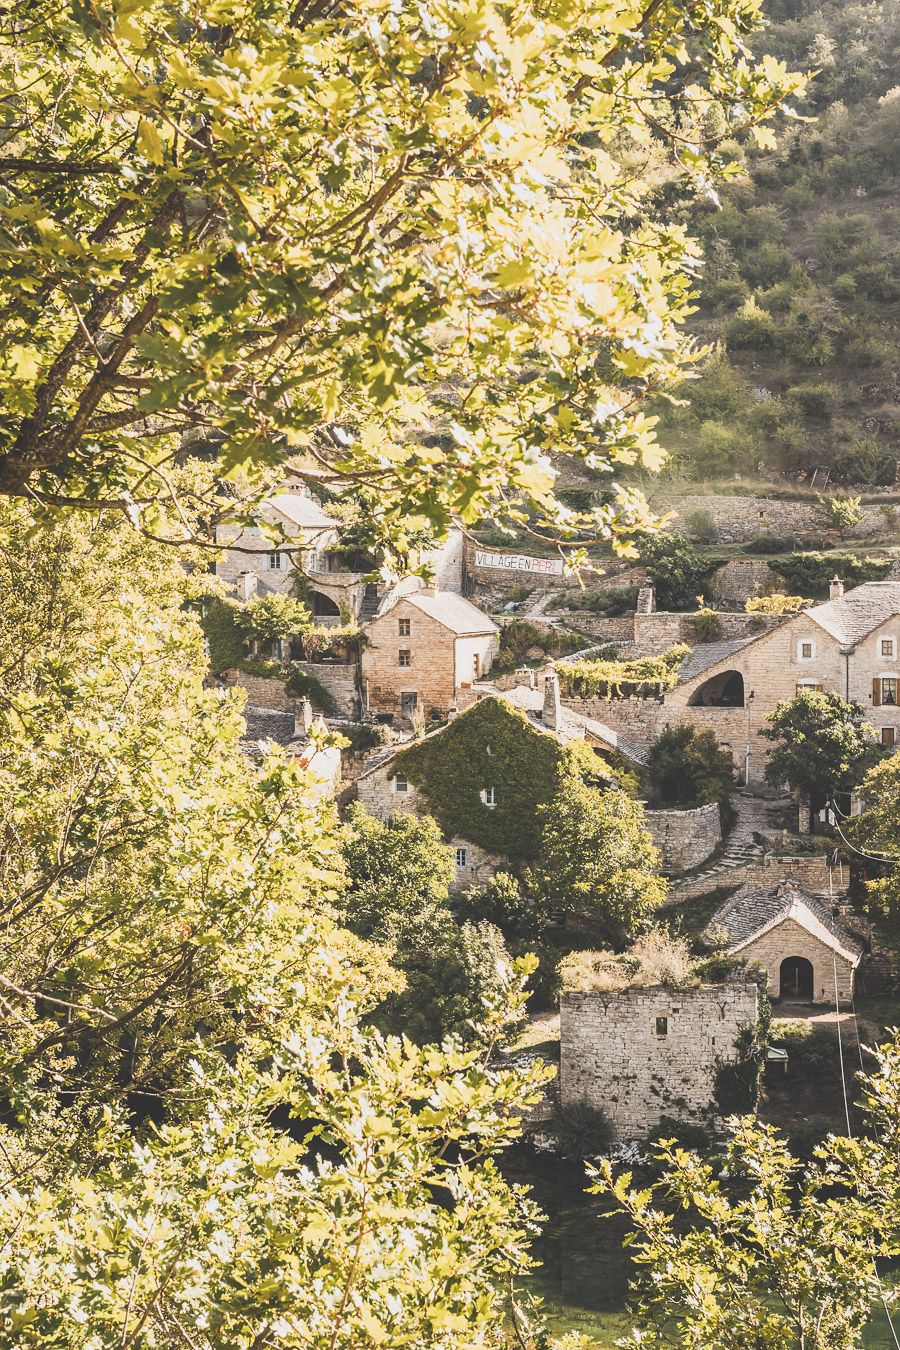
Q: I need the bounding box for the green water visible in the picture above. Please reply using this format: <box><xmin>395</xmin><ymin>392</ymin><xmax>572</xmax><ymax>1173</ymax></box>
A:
<box><xmin>505</xmin><ymin>1146</ymin><xmax>898</xmax><ymax>1348</ymax></box>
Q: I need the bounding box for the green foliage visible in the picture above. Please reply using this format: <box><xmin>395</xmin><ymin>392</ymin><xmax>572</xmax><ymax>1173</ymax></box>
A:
<box><xmin>713</xmin><ymin>1017</ymin><xmax>768</xmax><ymax>1116</ymax></box>
<box><xmin>644</xmin><ymin>725</ymin><xmax>735</xmax><ymax>811</ymax></box>
<box><xmin>761</xmin><ymin>690</ymin><xmax>876</xmax><ymax>813</ymax></box>
<box><xmin>683</xmin><ymin>507</ymin><xmax>718</xmax><ymax>543</ymax></box>
<box><xmin>635</xmin><ymin>532</ymin><xmax>710</xmax><ymax>611</ymax></box>
<box><xmin>339</xmin><ymin>807</ymin><xmax>514</xmax><ymax>1044</ymax></box>
<box><xmin>235</xmin><ymin>593</ymin><xmax>312</xmax><ymax>643</ymax></box>
<box><xmin>458</xmin><ymin>871</ymin><xmax>540</xmax><ymax>941</ymax></box>
<box><xmin>496</xmin><ymin>621</ymin><xmax>582</xmax><ymax>670</ymax></box>
<box><xmin>847</xmin><ymin>755</ymin><xmax>900</xmax><ymax>916</ymax></box>
<box><xmin>552</xmin><ymin>1101</ymin><xmax>614</xmax><ymax>1161</ymax></box>
<box><xmin>744</xmin><ymin>533</ymin><xmax>792</xmax><ymax>554</ymax></box>
<box><xmin>0</xmin><ymin>504</ymin><xmax>551</xmax><ymax>1346</ymax></box>
<box><xmin>591</xmin><ymin>1079</ymin><xmax>895</xmax><ymax>1349</ymax></box>
<box><xmin>692</xmin><ymin>607</ymin><xmax>723</xmax><ymax>642</ymax></box>
<box><xmin>771</xmin><ymin>551</ymin><xmax>891</xmax><ymax>597</ymax></box>
<box><xmin>557</xmin><ymin>646</ymin><xmax>689</xmax><ymax>699</ymax></box>
<box><xmin>396</xmin><ymin>698</ymin><xmax>569</xmax><ymax>862</ymax></box>
<box><xmin>200</xmin><ymin>596</ymin><xmax>245</xmax><ymax>673</ymax></box>
<box><xmin>745</xmin><ymin>593</ymin><xmax>810</xmax><ymax>614</ymax></box>
<box><xmin>531</xmin><ymin>771</ymin><xmax>665</xmax><ymax>944</ymax></box>
<box><xmin>0</xmin><ymin>0</ymin><xmax>804</xmax><ymax>554</ymax></box>
<box><xmin>815</xmin><ymin>492</ymin><xmax>863</xmax><ymax>537</ymax></box>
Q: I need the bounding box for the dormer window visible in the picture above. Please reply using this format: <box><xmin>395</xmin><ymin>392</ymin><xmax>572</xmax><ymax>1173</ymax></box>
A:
<box><xmin>480</xmin><ymin>787</ymin><xmax>496</xmax><ymax>808</ymax></box>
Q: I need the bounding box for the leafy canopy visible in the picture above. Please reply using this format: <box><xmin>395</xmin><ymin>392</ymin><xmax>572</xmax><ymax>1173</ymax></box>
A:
<box><xmin>645</xmin><ymin>723</ymin><xmax>735</xmax><ymax>809</ymax></box>
<box><xmin>0</xmin><ymin>0</ymin><xmax>804</xmax><ymax>551</ymax></box>
<box><xmin>0</xmin><ymin>503</ymin><xmax>551</xmax><ymax>1348</ymax></box>
<box><xmin>761</xmin><ymin>689</ymin><xmax>876</xmax><ymax>809</ymax></box>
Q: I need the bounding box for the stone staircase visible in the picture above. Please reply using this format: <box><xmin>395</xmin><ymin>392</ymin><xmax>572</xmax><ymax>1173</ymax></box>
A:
<box><xmin>669</xmin><ymin>789</ymin><xmax>790</xmax><ymax>896</ymax></box>
<box><xmin>359</xmin><ymin>583</ymin><xmax>381</xmax><ymax>622</ymax></box>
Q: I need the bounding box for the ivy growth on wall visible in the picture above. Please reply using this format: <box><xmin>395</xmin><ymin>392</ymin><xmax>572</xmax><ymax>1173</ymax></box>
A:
<box><xmin>713</xmin><ymin>988</ymin><xmax>771</xmax><ymax>1116</ymax></box>
<box><xmin>395</xmin><ymin>699</ymin><xmax>573</xmax><ymax>861</ymax></box>
<box><xmin>557</xmin><ymin>645</ymin><xmax>690</xmax><ymax>699</ymax></box>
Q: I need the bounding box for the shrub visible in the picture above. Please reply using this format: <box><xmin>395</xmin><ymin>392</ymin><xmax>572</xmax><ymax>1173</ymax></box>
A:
<box><xmin>684</xmin><ymin>507</ymin><xmax>718</xmax><ymax>542</ymax></box>
<box><xmin>557</xmin><ymin>646</ymin><xmax>689</xmax><ymax>699</ymax></box>
<box><xmin>496</xmin><ymin>620</ymin><xmax>581</xmax><ymax>669</ymax></box>
<box><xmin>692</xmin><ymin>607</ymin><xmax>723</xmax><ymax>641</ymax></box>
<box><xmin>726</xmin><ymin>297</ymin><xmax>778</xmax><ymax>350</ymax></box>
<box><xmin>745</xmin><ymin>594</ymin><xmax>810</xmax><ymax>615</ymax></box>
<box><xmin>285</xmin><ymin>667</ymin><xmax>337</xmax><ymax>714</ymax></box>
<box><xmin>457</xmin><ymin>871</ymin><xmax>538</xmax><ymax>941</ymax></box>
<box><xmin>337</xmin><ymin>721</ymin><xmax>393</xmax><ymax>754</ymax></box>
<box><xmin>644</xmin><ymin>724</ymin><xmax>735</xmax><ymax>810</ymax></box>
<box><xmin>814</xmin><ymin>493</ymin><xmax>862</xmax><ymax>537</ymax></box>
<box><xmin>634</xmin><ymin>531</ymin><xmax>710</xmax><ymax>611</ymax></box>
<box><xmin>200</xmin><ymin>598</ymin><xmax>245</xmax><ymax>673</ymax></box>
<box><xmin>236</xmin><ymin>593</ymin><xmax>312</xmax><ymax>643</ymax></box>
<box><xmin>744</xmin><ymin>535</ymin><xmax>791</xmax><ymax>554</ymax></box>
<box><xmin>552</xmin><ymin>1101</ymin><xmax>614</xmax><ymax>1160</ymax></box>
<box><xmin>560</xmin><ymin>929</ymin><xmax>698</xmax><ymax>993</ymax></box>
<box><xmin>771</xmin><ymin>552</ymin><xmax>891</xmax><ymax>597</ymax></box>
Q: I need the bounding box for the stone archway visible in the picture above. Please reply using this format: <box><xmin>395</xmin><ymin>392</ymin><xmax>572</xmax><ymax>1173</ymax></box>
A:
<box><xmin>688</xmin><ymin>670</ymin><xmax>745</xmax><ymax>707</ymax></box>
<box><xmin>310</xmin><ymin>589</ymin><xmax>341</xmax><ymax>619</ymax></box>
<box><xmin>779</xmin><ymin>955</ymin><xmax>813</xmax><ymax>1002</ymax></box>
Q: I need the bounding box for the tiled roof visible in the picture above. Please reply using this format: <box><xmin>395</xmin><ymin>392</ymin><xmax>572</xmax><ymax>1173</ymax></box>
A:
<box><xmin>678</xmin><ymin>637</ymin><xmax>756</xmax><ymax>683</ymax></box>
<box><xmin>706</xmin><ymin>883</ymin><xmax>864</xmax><ymax>964</ymax></box>
<box><xmin>806</xmin><ymin>581</ymin><xmax>900</xmax><ymax>646</ymax></box>
<box><xmin>241</xmin><ymin>706</ymin><xmax>296</xmax><ymax>745</ymax></box>
<box><xmin>388</xmin><ymin>590</ymin><xmax>499</xmax><ymax>636</ymax></box>
<box><xmin>267</xmin><ymin>492</ymin><xmax>338</xmax><ymax>532</ymax></box>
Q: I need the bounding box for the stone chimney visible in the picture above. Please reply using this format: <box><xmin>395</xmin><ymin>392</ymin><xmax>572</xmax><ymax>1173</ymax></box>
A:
<box><xmin>830</xmin><ymin>576</ymin><xmax>845</xmax><ymax>600</ymax></box>
<box><xmin>237</xmin><ymin>571</ymin><xmax>258</xmax><ymax>603</ymax></box>
<box><xmin>636</xmin><ymin>582</ymin><xmax>656</xmax><ymax>614</ymax></box>
<box><xmin>542</xmin><ymin>670</ymin><xmax>562</xmax><ymax>732</ymax></box>
<box><xmin>293</xmin><ymin>696</ymin><xmax>313</xmax><ymax>739</ymax></box>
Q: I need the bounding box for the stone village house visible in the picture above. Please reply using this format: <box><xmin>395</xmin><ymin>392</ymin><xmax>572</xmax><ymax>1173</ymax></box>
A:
<box><xmin>704</xmin><ymin>881</ymin><xmax>864</xmax><ymax>1004</ymax></box>
<box><xmin>356</xmin><ymin>673</ymin><xmax>722</xmax><ymax>889</ymax></box>
<box><xmin>361</xmin><ymin>588</ymin><xmax>501</xmax><ymax>723</ymax></box>
<box><xmin>560</xmin><ymin>979</ymin><xmax>761</xmax><ymax>1140</ymax></box>
<box><xmin>556</xmin><ymin>579</ymin><xmax>900</xmax><ymax>787</ymax></box>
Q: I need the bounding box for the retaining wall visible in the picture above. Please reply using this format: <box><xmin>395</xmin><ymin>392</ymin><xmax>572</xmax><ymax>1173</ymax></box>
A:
<box><xmin>647</xmin><ymin>802</ymin><xmax>721</xmax><ymax>874</ymax></box>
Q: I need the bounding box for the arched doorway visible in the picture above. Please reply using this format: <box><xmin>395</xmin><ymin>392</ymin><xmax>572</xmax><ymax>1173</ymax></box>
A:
<box><xmin>688</xmin><ymin>670</ymin><xmax>745</xmax><ymax>707</ymax></box>
<box><xmin>310</xmin><ymin>590</ymin><xmax>341</xmax><ymax>620</ymax></box>
<box><xmin>779</xmin><ymin>955</ymin><xmax>813</xmax><ymax>1001</ymax></box>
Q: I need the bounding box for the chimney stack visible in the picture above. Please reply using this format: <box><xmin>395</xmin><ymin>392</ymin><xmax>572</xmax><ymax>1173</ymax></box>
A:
<box><xmin>830</xmin><ymin>576</ymin><xmax>845</xmax><ymax>600</ymax></box>
<box><xmin>293</xmin><ymin>696</ymin><xmax>313</xmax><ymax>739</ymax></box>
<box><xmin>542</xmin><ymin>670</ymin><xmax>562</xmax><ymax>732</ymax></box>
<box><xmin>237</xmin><ymin>571</ymin><xmax>258</xmax><ymax>603</ymax></box>
<box><xmin>636</xmin><ymin>582</ymin><xmax>656</xmax><ymax>614</ymax></box>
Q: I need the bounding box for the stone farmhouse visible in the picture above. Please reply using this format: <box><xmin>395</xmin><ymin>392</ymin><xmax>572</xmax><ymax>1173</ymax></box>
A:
<box><xmin>356</xmin><ymin>674</ymin><xmax>722</xmax><ymax>888</ymax></box>
<box><xmin>558</xmin><ymin>579</ymin><xmax>900</xmax><ymax>785</ymax></box>
<box><xmin>560</xmin><ymin>979</ymin><xmax>761</xmax><ymax>1140</ymax></box>
<box><xmin>238</xmin><ymin>699</ymin><xmax>342</xmax><ymax>801</ymax></box>
<box><xmin>705</xmin><ymin>882</ymin><xmax>864</xmax><ymax>1004</ymax></box>
<box><xmin>361</xmin><ymin>588</ymin><xmax>501</xmax><ymax>723</ymax></box>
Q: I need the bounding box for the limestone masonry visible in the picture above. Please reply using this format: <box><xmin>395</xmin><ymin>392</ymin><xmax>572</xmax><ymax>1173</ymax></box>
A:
<box><xmin>560</xmin><ymin>981</ymin><xmax>760</xmax><ymax>1140</ymax></box>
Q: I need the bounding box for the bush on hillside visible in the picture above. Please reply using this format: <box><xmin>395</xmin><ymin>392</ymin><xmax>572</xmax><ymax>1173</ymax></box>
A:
<box><xmin>644</xmin><ymin>724</ymin><xmax>735</xmax><ymax>811</ymax></box>
<box><xmin>771</xmin><ymin>552</ymin><xmax>891</xmax><ymax>597</ymax></box>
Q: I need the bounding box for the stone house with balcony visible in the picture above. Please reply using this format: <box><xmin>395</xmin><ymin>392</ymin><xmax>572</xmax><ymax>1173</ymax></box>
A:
<box><xmin>704</xmin><ymin>882</ymin><xmax>864</xmax><ymax>1004</ymax></box>
<box><xmin>361</xmin><ymin>588</ymin><xmax>500</xmax><ymax>723</ymax></box>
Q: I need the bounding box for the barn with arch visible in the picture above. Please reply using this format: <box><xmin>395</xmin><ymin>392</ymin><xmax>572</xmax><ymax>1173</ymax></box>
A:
<box><xmin>705</xmin><ymin>882</ymin><xmax>864</xmax><ymax>1004</ymax></box>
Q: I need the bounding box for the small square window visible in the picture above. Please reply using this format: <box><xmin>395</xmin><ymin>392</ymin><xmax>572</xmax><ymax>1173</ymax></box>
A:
<box><xmin>398</xmin><ymin>649</ymin><xmax>411</xmax><ymax>668</ymax></box>
<box><xmin>655</xmin><ymin>1017</ymin><xmax>668</xmax><ymax>1036</ymax></box>
<box><xmin>800</xmin><ymin>642</ymin><xmax>813</xmax><ymax>659</ymax></box>
<box><xmin>455</xmin><ymin>847</ymin><xmax>467</xmax><ymax>868</ymax></box>
<box><xmin>399</xmin><ymin>618</ymin><xmax>411</xmax><ymax>637</ymax></box>
<box><xmin>882</xmin><ymin>638</ymin><xmax>895</xmax><ymax>658</ymax></box>
<box><xmin>881</xmin><ymin>727</ymin><xmax>896</xmax><ymax>747</ymax></box>
<box><xmin>394</xmin><ymin>775</ymin><xmax>408</xmax><ymax>794</ymax></box>
<box><xmin>480</xmin><ymin>787</ymin><xmax>496</xmax><ymax>808</ymax></box>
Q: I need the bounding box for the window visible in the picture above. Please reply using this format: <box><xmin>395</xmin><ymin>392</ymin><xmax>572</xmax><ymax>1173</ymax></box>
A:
<box><xmin>874</xmin><ymin>677</ymin><xmax>898</xmax><ymax>707</ymax></box>
<box><xmin>796</xmin><ymin>681</ymin><xmax>823</xmax><ymax>695</ymax></box>
<box><xmin>480</xmin><ymin>787</ymin><xmax>496</xmax><ymax>808</ymax></box>
<box><xmin>881</xmin><ymin>727</ymin><xmax>896</xmax><ymax>747</ymax></box>
<box><xmin>399</xmin><ymin>617</ymin><xmax>411</xmax><ymax>636</ymax></box>
<box><xmin>881</xmin><ymin>638</ymin><xmax>896</xmax><ymax>658</ymax></box>
<box><xmin>655</xmin><ymin>1017</ymin><xmax>668</xmax><ymax>1036</ymax></box>
<box><xmin>267</xmin><ymin>552</ymin><xmax>285</xmax><ymax>571</ymax></box>
<box><xmin>393</xmin><ymin>775</ymin><xmax>409</xmax><ymax>794</ymax></box>
<box><xmin>398</xmin><ymin>649</ymin><xmax>411</xmax><ymax>668</ymax></box>
<box><xmin>798</xmin><ymin>640</ymin><xmax>814</xmax><ymax>660</ymax></box>
<box><xmin>455</xmin><ymin>847</ymin><xmax>467</xmax><ymax>868</ymax></box>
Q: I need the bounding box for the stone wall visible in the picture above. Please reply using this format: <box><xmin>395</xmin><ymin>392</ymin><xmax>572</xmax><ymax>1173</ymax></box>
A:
<box><xmin>560</xmin><ymin>981</ymin><xmax>759</xmax><ymax>1140</ymax></box>
<box><xmin>646</xmin><ymin>802</ymin><xmax>721</xmax><ymax>874</ymax></box>
<box><xmin>710</xmin><ymin>559</ymin><xmax>779</xmax><ymax>606</ymax></box>
<box><xmin>223</xmin><ymin>668</ymin><xmax>294</xmax><ymax>711</ymax></box>
<box><xmin>295</xmin><ymin>660</ymin><xmax>359</xmax><ymax>718</ymax></box>
<box><xmin>738</xmin><ymin>916</ymin><xmax>857</xmax><ymax>1003</ymax></box>
<box><xmin>671</xmin><ymin>853</ymin><xmax>845</xmax><ymax>901</ymax></box>
<box><xmin>651</xmin><ymin>493</ymin><xmax>890</xmax><ymax>544</ymax></box>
